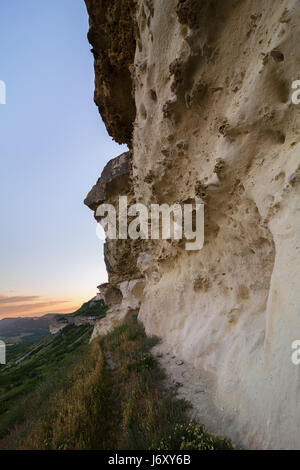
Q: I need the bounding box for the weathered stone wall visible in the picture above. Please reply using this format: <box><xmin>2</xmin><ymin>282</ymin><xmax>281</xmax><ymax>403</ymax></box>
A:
<box><xmin>85</xmin><ymin>0</ymin><xmax>300</xmax><ymax>449</ymax></box>
<box><xmin>85</xmin><ymin>151</ymin><xmax>142</xmax><ymax>283</ymax></box>
<box><xmin>84</xmin><ymin>151</ymin><xmax>146</xmax><ymax>339</ymax></box>
<box><xmin>85</xmin><ymin>0</ymin><xmax>137</xmax><ymax>144</ymax></box>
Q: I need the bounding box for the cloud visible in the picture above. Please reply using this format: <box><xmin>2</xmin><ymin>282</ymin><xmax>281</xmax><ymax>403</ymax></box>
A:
<box><xmin>0</xmin><ymin>295</ymin><xmax>75</xmax><ymax>319</ymax></box>
<box><xmin>0</xmin><ymin>296</ymin><xmax>41</xmax><ymax>305</ymax></box>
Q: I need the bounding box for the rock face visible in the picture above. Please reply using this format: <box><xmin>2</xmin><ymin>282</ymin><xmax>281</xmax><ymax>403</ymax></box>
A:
<box><xmin>90</xmin><ymin>278</ymin><xmax>146</xmax><ymax>340</ymax></box>
<box><xmin>85</xmin><ymin>151</ymin><xmax>143</xmax><ymax>283</ymax></box>
<box><xmin>49</xmin><ymin>315</ymin><xmax>97</xmax><ymax>334</ymax></box>
<box><xmin>85</xmin><ymin>151</ymin><xmax>146</xmax><ymax>339</ymax></box>
<box><xmin>84</xmin><ymin>0</ymin><xmax>137</xmax><ymax>144</ymax></box>
<box><xmin>85</xmin><ymin>0</ymin><xmax>300</xmax><ymax>449</ymax></box>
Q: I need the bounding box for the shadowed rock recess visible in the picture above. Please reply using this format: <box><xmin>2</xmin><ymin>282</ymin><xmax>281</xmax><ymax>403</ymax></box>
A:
<box><xmin>84</xmin><ymin>0</ymin><xmax>300</xmax><ymax>449</ymax></box>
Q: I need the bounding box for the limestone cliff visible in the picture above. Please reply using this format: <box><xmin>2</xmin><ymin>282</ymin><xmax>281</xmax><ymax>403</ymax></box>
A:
<box><xmin>84</xmin><ymin>151</ymin><xmax>146</xmax><ymax>337</ymax></box>
<box><xmin>84</xmin><ymin>0</ymin><xmax>300</xmax><ymax>449</ymax></box>
<box><xmin>84</xmin><ymin>0</ymin><xmax>137</xmax><ymax>144</ymax></box>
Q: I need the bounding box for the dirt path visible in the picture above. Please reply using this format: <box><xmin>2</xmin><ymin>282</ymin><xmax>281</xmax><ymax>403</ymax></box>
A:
<box><xmin>152</xmin><ymin>342</ymin><xmax>243</xmax><ymax>448</ymax></box>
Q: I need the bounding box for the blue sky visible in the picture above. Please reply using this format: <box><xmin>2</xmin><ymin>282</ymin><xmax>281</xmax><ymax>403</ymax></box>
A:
<box><xmin>0</xmin><ymin>0</ymin><xmax>127</xmax><ymax>317</ymax></box>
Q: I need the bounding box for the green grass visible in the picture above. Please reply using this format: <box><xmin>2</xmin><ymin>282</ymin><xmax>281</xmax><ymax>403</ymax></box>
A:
<box><xmin>0</xmin><ymin>316</ymin><xmax>233</xmax><ymax>450</ymax></box>
<box><xmin>65</xmin><ymin>299</ymin><xmax>108</xmax><ymax>318</ymax></box>
<box><xmin>0</xmin><ymin>324</ymin><xmax>92</xmax><ymax>443</ymax></box>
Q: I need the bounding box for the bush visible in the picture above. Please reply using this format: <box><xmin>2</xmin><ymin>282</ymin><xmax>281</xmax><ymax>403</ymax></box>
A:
<box><xmin>127</xmin><ymin>353</ymin><xmax>157</xmax><ymax>372</ymax></box>
<box><xmin>158</xmin><ymin>422</ymin><xmax>234</xmax><ymax>450</ymax></box>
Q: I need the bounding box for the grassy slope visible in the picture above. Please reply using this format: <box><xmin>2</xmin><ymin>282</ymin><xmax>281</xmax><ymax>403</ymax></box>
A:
<box><xmin>0</xmin><ymin>316</ymin><xmax>57</xmax><ymax>356</ymax></box>
<box><xmin>0</xmin><ymin>317</ymin><xmax>233</xmax><ymax>450</ymax></box>
<box><xmin>0</xmin><ymin>324</ymin><xmax>92</xmax><ymax>443</ymax></box>
<box><xmin>67</xmin><ymin>299</ymin><xmax>108</xmax><ymax>318</ymax></box>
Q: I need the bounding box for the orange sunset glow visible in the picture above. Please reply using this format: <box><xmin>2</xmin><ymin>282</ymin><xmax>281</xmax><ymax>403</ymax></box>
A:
<box><xmin>0</xmin><ymin>294</ymin><xmax>84</xmax><ymax>319</ymax></box>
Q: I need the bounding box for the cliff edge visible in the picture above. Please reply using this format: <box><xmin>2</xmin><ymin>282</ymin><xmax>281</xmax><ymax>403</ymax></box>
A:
<box><xmin>84</xmin><ymin>0</ymin><xmax>300</xmax><ymax>449</ymax></box>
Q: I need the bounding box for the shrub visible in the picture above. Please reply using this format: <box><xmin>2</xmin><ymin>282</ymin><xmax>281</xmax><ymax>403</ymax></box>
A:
<box><xmin>158</xmin><ymin>422</ymin><xmax>234</xmax><ymax>450</ymax></box>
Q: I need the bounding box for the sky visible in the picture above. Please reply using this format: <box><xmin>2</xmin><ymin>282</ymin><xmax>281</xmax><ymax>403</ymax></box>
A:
<box><xmin>0</xmin><ymin>0</ymin><xmax>127</xmax><ymax>318</ymax></box>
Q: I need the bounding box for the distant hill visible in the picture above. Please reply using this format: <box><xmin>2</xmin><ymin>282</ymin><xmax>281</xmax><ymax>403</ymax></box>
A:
<box><xmin>0</xmin><ymin>314</ymin><xmax>62</xmax><ymax>348</ymax></box>
<box><xmin>0</xmin><ymin>297</ymin><xmax>108</xmax><ymax>353</ymax></box>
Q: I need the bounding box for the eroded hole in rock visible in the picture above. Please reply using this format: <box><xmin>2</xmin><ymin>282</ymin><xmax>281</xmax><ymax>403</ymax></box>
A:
<box><xmin>104</xmin><ymin>286</ymin><xmax>123</xmax><ymax>306</ymax></box>
<box><xmin>140</xmin><ymin>103</ymin><xmax>147</xmax><ymax>120</ymax></box>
